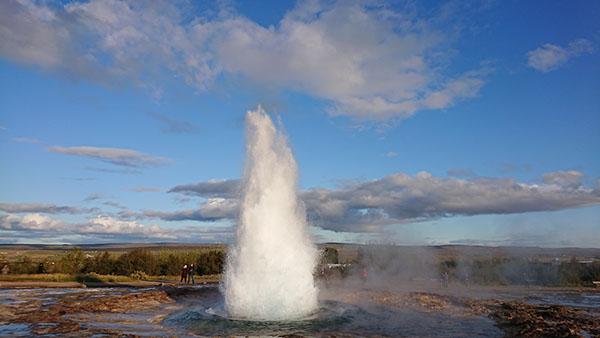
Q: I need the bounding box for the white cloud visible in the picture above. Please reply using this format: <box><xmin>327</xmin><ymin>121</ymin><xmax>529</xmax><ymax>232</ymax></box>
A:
<box><xmin>0</xmin><ymin>213</ymin><xmax>65</xmax><ymax>231</ymax></box>
<box><xmin>527</xmin><ymin>38</ymin><xmax>594</xmax><ymax>72</ymax></box>
<box><xmin>383</xmin><ymin>151</ymin><xmax>399</xmax><ymax>158</ymax></box>
<box><xmin>48</xmin><ymin>145</ymin><xmax>170</xmax><ymax>168</ymax></box>
<box><xmin>82</xmin><ymin>215</ymin><xmax>170</xmax><ymax>237</ymax></box>
<box><xmin>0</xmin><ymin>0</ymin><xmax>489</xmax><ymax>121</ymax></box>
<box><xmin>0</xmin><ymin>212</ymin><xmax>234</xmax><ymax>243</ymax></box>
<box><xmin>0</xmin><ymin>213</ymin><xmax>174</xmax><ymax>241</ymax></box>
<box><xmin>214</xmin><ymin>2</ymin><xmax>488</xmax><ymax>120</ymax></box>
<box><xmin>0</xmin><ymin>0</ymin><xmax>70</xmax><ymax>68</ymax></box>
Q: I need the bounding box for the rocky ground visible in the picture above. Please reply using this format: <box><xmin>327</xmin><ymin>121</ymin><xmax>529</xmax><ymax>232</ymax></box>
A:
<box><xmin>321</xmin><ymin>285</ymin><xmax>600</xmax><ymax>338</ymax></box>
<box><xmin>0</xmin><ymin>284</ymin><xmax>598</xmax><ymax>337</ymax></box>
<box><xmin>0</xmin><ymin>286</ymin><xmax>206</xmax><ymax>336</ymax></box>
<box><xmin>489</xmin><ymin>302</ymin><xmax>600</xmax><ymax>337</ymax></box>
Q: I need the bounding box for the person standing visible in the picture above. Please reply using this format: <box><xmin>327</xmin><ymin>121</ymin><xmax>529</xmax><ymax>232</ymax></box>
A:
<box><xmin>180</xmin><ymin>264</ymin><xmax>188</xmax><ymax>283</ymax></box>
<box><xmin>188</xmin><ymin>263</ymin><xmax>196</xmax><ymax>285</ymax></box>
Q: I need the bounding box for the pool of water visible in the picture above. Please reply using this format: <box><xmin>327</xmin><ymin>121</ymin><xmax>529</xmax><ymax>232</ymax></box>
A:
<box><xmin>164</xmin><ymin>291</ymin><xmax>502</xmax><ymax>337</ymax></box>
<box><xmin>0</xmin><ymin>323</ymin><xmax>30</xmax><ymax>337</ymax></box>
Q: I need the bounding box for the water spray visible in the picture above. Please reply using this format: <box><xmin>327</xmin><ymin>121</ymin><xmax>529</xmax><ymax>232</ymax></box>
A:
<box><xmin>223</xmin><ymin>106</ymin><xmax>319</xmax><ymax>321</ymax></box>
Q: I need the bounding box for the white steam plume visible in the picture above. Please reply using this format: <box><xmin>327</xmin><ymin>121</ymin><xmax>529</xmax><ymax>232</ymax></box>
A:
<box><xmin>224</xmin><ymin>106</ymin><xmax>319</xmax><ymax>320</ymax></box>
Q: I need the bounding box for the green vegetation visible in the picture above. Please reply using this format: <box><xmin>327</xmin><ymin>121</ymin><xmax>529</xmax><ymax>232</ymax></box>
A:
<box><xmin>1</xmin><ymin>247</ymin><xmax>225</xmax><ymax>278</ymax></box>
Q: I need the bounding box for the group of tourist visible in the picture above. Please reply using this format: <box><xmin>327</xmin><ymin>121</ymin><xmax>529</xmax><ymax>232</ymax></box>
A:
<box><xmin>180</xmin><ymin>263</ymin><xmax>200</xmax><ymax>284</ymax></box>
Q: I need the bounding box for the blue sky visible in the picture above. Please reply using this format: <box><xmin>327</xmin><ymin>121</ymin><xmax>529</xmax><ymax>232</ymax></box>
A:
<box><xmin>0</xmin><ymin>0</ymin><xmax>599</xmax><ymax>246</ymax></box>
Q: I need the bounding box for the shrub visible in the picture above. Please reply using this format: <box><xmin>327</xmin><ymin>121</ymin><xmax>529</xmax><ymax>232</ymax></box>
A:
<box><xmin>115</xmin><ymin>249</ymin><xmax>159</xmax><ymax>275</ymax></box>
<box><xmin>58</xmin><ymin>248</ymin><xmax>85</xmax><ymax>274</ymax></box>
<box><xmin>130</xmin><ymin>270</ymin><xmax>149</xmax><ymax>280</ymax></box>
<box><xmin>11</xmin><ymin>255</ymin><xmax>37</xmax><ymax>274</ymax></box>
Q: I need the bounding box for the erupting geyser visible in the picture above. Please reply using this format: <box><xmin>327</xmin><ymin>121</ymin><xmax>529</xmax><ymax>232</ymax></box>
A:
<box><xmin>223</xmin><ymin>106</ymin><xmax>319</xmax><ymax>321</ymax></box>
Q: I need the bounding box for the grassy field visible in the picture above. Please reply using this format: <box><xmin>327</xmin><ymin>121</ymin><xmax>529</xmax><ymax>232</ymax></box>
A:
<box><xmin>0</xmin><ymin>273</ymin><xmax>80</xmax><ymax>283</ymax></box>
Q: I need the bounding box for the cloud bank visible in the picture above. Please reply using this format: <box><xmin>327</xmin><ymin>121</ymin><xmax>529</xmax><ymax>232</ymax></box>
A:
<box><xmin>163</xmin><ymin>171</ymin><xmax>600</xmax><ymax>232</ymax></box>
<box><xmin>0</xmin><ymin>213</ymin><xmax>232</xmax><ymax>243</ymax></box>
<box><xmin>302</xmin><ymin>171</ymin><xmax>599</xmax><ymax>232</ymax></box>
<box><xmin>0</xmin><ymin>213</ymin><xmax>169</xmax><ymax>239</ymax></box>
<box><xmin>0</xmin><ymin>0</ymin><xmax>488</xmax><ymax>120</ymax></box>
<box><xmin>527</xmin><ymin>38</ymin><xmax>594</xmax><ymax>72</ymax></box>
<box><xmin>2</xmin><ymin>170</ymin><xmax>598</xmax><ymax>242</ymax></box>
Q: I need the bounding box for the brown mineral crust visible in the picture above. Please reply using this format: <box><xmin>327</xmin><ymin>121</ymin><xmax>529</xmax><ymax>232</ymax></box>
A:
<box><xmin>6</xmin><ymin>289</ymin><xmax>175</xmax><ymax>335</ymax></box>
<box><xmin>489</xmin><ymin>302</ymin><xmax>600</xmax><ymax>337</ymax></box>
<box><xmin>68</xmin><ymin>290</ymin><xmax>174</xmax><ymax>313</ymax></box>
<box><xmin>328</xmin><ymin>289</ymin><xmax>484</xmax><ymax>318</ymax></box>
<box><xmin>329</xmin><ymin>288</ymin><xmax>600</xmax><ymax>337</ymax></box>
<box><xmin>368</xmin><ymin>291</ymin><xmax>458</xmax><ymax>311</ymax></box>
<box><xmin>463</xmin><ymin>298</ymin><xmax>498</xmax><ymax>316</ymax></box>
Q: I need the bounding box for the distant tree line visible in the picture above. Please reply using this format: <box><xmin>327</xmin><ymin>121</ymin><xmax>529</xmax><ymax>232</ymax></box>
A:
<box><xmin>3</xmin><ymin>248</ymin><xmax>225</xmax><ymax>276</ymax></box>
<box><xmin>441</xmin><ymin>257</ymin><xmax>600</xmax><ymax>287</ymax></box>
<box><xmin>5</xmin><ymin>247</ymin><xmax>342</xmax><ymax>277</ymax></box>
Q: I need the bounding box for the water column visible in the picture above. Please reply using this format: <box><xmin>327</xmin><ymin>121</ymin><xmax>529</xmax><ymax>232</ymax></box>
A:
<box><xmin>224</xmin><ymin>106</ymin><xmax>319</xmax><ymax>321</ymax></box>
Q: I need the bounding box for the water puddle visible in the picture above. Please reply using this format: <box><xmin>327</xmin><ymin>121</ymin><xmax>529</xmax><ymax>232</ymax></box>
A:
<box><xmin>0</xmin><ymin>323</ymin><xmax>30</xmax><ymax>336</ymax></box>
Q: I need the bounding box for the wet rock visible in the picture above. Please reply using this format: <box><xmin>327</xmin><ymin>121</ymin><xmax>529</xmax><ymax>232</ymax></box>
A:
<box><xmin>5</xmin><ymin>288</ymin><xmax>176</xmax><ymax>335</ymax></box>
<box><xmin>489</xmin><ymin>301</ymin><xmax>600</xmax><ymax>337</ymax></box>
